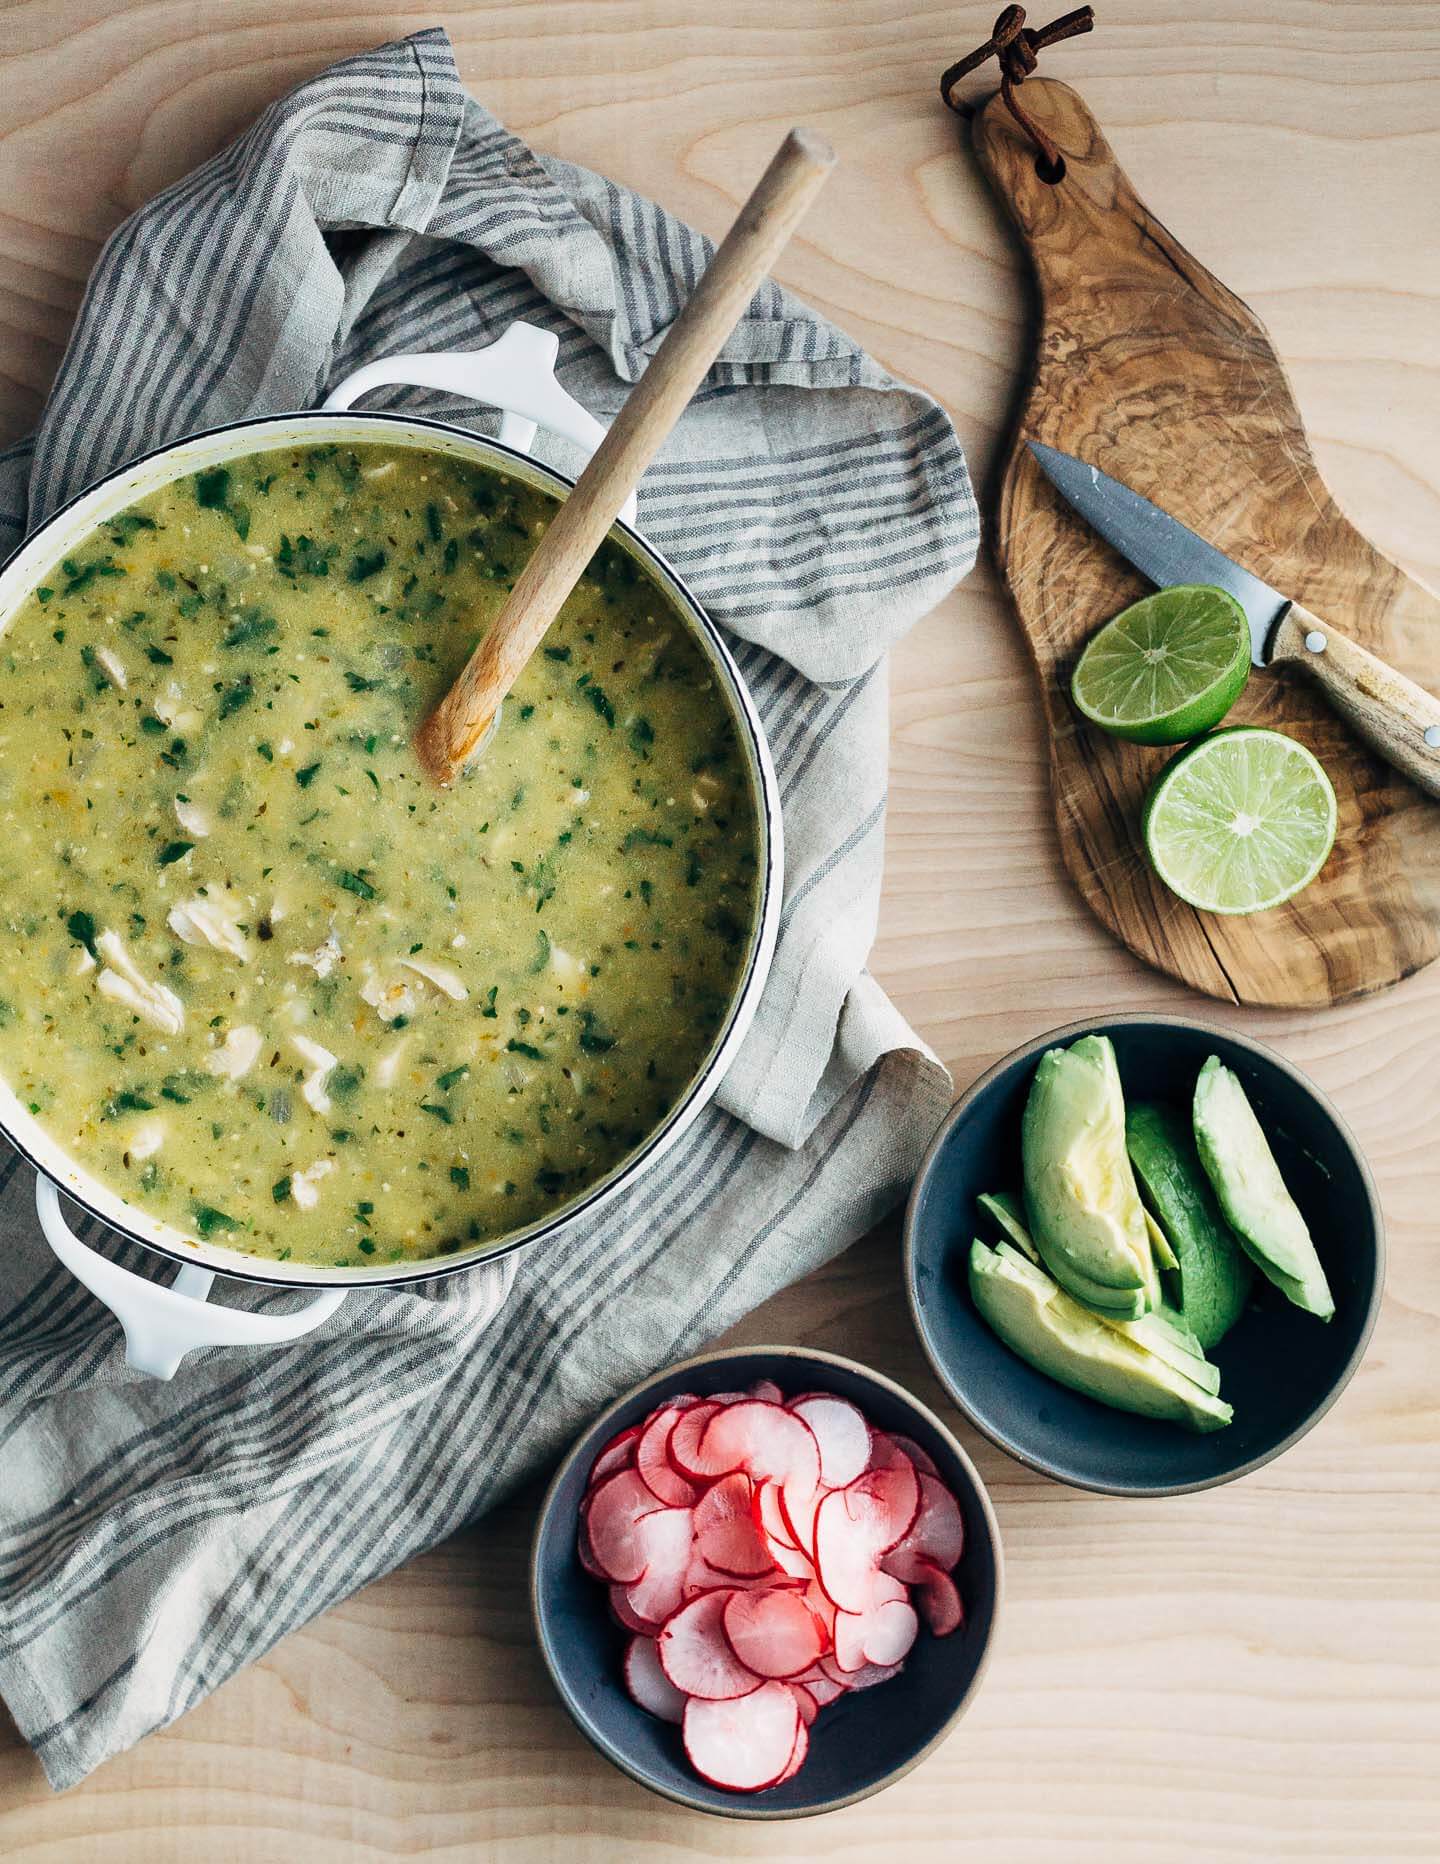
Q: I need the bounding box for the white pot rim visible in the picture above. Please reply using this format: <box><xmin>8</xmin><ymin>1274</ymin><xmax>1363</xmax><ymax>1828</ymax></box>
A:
<box><xmin>0</xmin><ymin>409</ymin><xmax>783</xmax><ymax>1289</ymax></box>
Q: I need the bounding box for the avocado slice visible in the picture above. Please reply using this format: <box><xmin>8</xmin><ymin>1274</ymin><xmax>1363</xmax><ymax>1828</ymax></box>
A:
<box><xmin>981</xmin><ymin>1198</ymin><xmax>1216</xmax><ymax>1390</ymax></box>
<box><xmin>1127</xmin><ymin>1100</ymin><xmax>1254</xmax><ymax>1349</ymax></box>
<box><xmin>976</xmin><ymin>1191</ymin><xmax>1042</xmax><ymax>1264</ymax></box>
<box><xmin>1143</xmin><ymin>1207</ymin><xmax>1178</xmax><ymax>1271</ymax></box>
<box><xmin>1192</xmin><ymin>1057</ymin><xmax>1334</xmax><ymax>1322</ymax></box>
<box><xmin>1021</xmin><ymin>1035</ymin><xmax>1158</xmax><ymax>1318</ymax></box>
<box><xmin>969</xmin><ymin>1239</ymin><xmax>1233</xmax><ymax>1433</ymax></box>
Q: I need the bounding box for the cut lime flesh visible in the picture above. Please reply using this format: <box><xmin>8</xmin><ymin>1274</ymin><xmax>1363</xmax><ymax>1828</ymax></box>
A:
<box><xmin>1072</xmin><ymin>585</ymin><xmax>1251</xmax><ymax>745</ymax></box>
<box><xmin>1142</xmin><ymin>727</ymin><xmax>1337</xmax><ymax>915</ymax></box>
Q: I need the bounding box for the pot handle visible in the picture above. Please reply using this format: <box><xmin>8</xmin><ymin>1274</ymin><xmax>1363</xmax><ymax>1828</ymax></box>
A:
<box><xmin>34</xmin><ymin>1176</ymin><xmax>347</xmax><ymax>1381</ymax></box>
<box><xmin>324</xmin><ymin>320</ymin><xmax>638</xmax><ymax>527</ymax></box>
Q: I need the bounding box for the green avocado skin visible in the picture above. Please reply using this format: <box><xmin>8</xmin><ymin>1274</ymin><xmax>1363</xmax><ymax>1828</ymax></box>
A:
<box><xmin>1126</xmin><ymin>1101</ymin><xmax>1254</xmax><ymax>1349</ymax></box>
<box><xmin>968</xmin><ymin>1240</ymin><xmax>1232</xmax><ymax>1434</ymax></box>
<box><xmin>1192</xmin><ymin>1057</ymin><xmax>1335</xmax><ymax>1323</ymax></box>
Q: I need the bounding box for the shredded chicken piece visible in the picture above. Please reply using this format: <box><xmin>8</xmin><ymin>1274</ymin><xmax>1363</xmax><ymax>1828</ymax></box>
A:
<box><xmin>375</xmin><ymin>1037</ymin><xmax>411</xmax><ymax>1089</ymax></box>
<box><xmin>287</xmin><ymin>927</ymin><xmax>342</xmax><ymax>980</ymax></box>
<box><xmin>127</xmin><ymin>1118</ymin><xmax>165</xmax><ymax>1161</ymax></box>
<box><xmin>290</xmin><ymin>1158</ymin><xmax>334</xmax><ymax>1210</ymax></box>
<box><xmin>548</xmin><ymin>944</ymin><xmax>587</xmax><ymax>987</ymax></box>
<box><xmin>95</xmin><ymin>647</ymin><xmax>128</xmax><ymax>691</ymax></box>
<box><xmin>398</xmin><ymin>957</ymin><xmax>468</xmax><ymax>1001</ymax></box>
<box><xmin>290</xmin><ymin>1035</ymin><xmax>338</xmax><ymax>1113</ymax></box>
<box><xmin>168</xmin><ymin>891</ymin><xmax>250</xmax><ymax>962</ymax></box>
<box><xmin>153</xmin><ymin>681</ymin><xmax>202</xmax><ymax>733</ymax></box>
<box><xmin>359</xmin><ymin>969</ymin><xmax>418</xmax><ymax>1024</ymax></box>
<box><xmin>205</xmin><ymin>1024</ymin><xmax>262</xmax><ymax>1080</ymax></box>
<box><xmin>173</xmin><ymin>796</ymin><xmax>210</xmax><ymax>838</ymax></box>
<box><xmin>94</xmin><ymin>931</ymin><xmax>185</xmax><ymax>1036</ymax></box>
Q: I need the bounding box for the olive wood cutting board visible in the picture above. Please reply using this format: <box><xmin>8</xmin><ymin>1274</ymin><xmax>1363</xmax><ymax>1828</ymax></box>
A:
<box><xmin>975</xmin><ymin>78</ymin><xmax>1440</xmax><ymax>1008</ymax></box>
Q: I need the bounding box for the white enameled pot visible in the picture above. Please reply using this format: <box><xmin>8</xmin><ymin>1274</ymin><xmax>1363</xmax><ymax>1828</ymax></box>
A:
<box><xmin>0</xmin><ymin>322</ymin><xmax>782</xmax><ymax>1378</ymax></box>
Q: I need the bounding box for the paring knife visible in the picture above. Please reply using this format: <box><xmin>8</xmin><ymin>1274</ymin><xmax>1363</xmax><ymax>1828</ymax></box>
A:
<box><xmin>1027</xmin><ymin>440</ymin><xmax>1440</xmax><ymax>801</ymax></box>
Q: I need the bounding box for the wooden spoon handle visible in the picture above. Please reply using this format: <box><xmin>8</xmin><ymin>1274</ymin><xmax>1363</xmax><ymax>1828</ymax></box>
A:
<box><xmin>415</xmin><ymin>127</ymin><xmax>836</xmax><ymax>785</ymax></box>
<box><xmin>1270</xmin><ymin>603</ymin><xmax>1440</xmax><ymax>800</ymax></box>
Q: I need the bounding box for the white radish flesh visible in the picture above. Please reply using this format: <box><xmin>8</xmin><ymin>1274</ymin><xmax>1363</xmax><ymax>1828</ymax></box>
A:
<box><xmin>585</xmin><ymin>1469</ymin><xmax>666</xmax><ymax>1583</ymax></box>
<box><xmin>682</xmin><ymin>1681</ymin><xmax>800</xmax><ymax>1792</ymax></box>
<box><xmin>657</xmin><ymin>1590</ymin><xmax>764</xmax><ymax>1702</ymax></box>
<box><xmin>721</xmin><ymin>1588</ymin><xmax>825</xmax><ymax>1680</ymax></box>
<box><xmin>624</xmin><ymin>1635</ymin><xmax>687</xmax><ymax>1725</ymax></box>
<box><xmin>789</xmin><ymin>1394</ymin><xmax>871</xmax><ymax>1488</ymax></box>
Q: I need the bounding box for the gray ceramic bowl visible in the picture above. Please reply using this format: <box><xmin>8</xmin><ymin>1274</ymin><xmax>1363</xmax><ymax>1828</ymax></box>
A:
<box><xmin>904</xmin><ymin>1015</ymin><xmax>1384</xmax><ymax>1497</ymax></box>
<box><xmin>530</xmin><ymin>1345</ymin><xmax>1003</xmax><ymax>1819</ymax></box>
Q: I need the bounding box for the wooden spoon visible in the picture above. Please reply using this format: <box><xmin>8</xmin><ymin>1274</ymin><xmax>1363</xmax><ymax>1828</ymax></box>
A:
<box><xmin>414</xmin><ymin>127</ymin><xmax>836</xmax><ymax>787</ymax></box>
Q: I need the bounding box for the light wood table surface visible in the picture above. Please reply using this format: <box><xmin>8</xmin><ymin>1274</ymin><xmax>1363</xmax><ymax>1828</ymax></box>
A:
<box><xmin>1</xmin><ymin>4</ymin><xmax>1437</xmax><ymax>1858</ymax></box>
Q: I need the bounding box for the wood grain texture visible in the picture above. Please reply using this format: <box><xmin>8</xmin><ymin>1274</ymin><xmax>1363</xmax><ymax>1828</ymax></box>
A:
<box><xmin>1</xmin><ymin>3</ymin><xmax>1438</xmax><ymax>1860</ymax></box>
<box><xmin>979</xmin><ymin>78</ymin><xmax>1440</xmax><ymax>1007</ymax></box>
<box><xmin>417</xmin><ymin>126</ymin><xmax>835</xmax><ymax>781</ymax></box>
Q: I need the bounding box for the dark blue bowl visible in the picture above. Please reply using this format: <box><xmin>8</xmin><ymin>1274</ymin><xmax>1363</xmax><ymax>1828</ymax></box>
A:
<box><xmin>530</xmin><ymin>1346</ymin><xmax>1003</xmax><ymax>1819</ymax></box>
<box><xmin>905</xmin><ymin>1015</ymin><xmax>1384</xmax><ymax>1497</ymax></box>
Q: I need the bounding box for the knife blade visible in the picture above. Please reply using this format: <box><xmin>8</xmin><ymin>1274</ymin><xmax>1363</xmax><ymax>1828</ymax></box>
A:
<box><xmin>1026</xmin><ymin>440</ymin><xmax>1290</xmax><ymax>668</ymax></box>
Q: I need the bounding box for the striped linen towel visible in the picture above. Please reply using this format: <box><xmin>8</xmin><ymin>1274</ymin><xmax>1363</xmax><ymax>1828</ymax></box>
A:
<box><xmin>0</xmin><ymin>30</ymin><xmax>977</xmax><ymax>1788</ymax></box>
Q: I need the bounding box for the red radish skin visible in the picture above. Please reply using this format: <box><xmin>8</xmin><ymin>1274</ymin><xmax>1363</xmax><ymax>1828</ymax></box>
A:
<box><xmin>667</xmin><ymin>1402</ymin><xmax>723</xmax><ymax>1480</ymax></box>
<box><xmin>657</xmin><ymin>1590</ymin><xmax>765</xmax><ymax>1701</ymax></box>
<box><xmin>789</xmin><ymin>1682</ymin><xmax>818</xmax><ymax>1727</ymax></box>
<box><xmin>694</xmin><ymin>1472</ymin><xmax>777</xmax><ymax>1578</ymax></box>
<box><xmin>721</xmin><ymin>1589</ymin><xmax>825</xmax><ymax>1680</ymax></box>
<box><xmin>585</xmin><ymin>1469</ymin><xmax>667</xmax><ymax>1583</ymax></box>
<box><xmin>682</xmin><ymin>1681</ymin><xmax>800</xmax><ymax>1793</ymax></box>
<box><xmin>588</xmin><ymin>1426</ymin><xmax>641</xmax><ymax>1487</ymax></box>
<box><xmin>624</xmin><ymin>1634</ymin><xmax>688</xmax><ymax>1725</ymax></box>
<box><xmin>637</xmin><ymin>1407</ymin><xmax>700</xmax><ymax>1508</ymax></box>
<box><xmin>789</xmin><ymin>1395</ymin><xmax>872</xmax><ymax>1488</ymax></box>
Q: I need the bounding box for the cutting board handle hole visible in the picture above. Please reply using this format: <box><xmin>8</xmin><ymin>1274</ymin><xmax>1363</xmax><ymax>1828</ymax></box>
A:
<box><xmin>1034</xmin><ymin>153</ymin><xmax>1066</xmax><ymax>184</ymax></box>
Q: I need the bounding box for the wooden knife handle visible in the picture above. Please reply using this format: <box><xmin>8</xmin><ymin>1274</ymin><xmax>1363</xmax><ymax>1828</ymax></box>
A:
<box><xmin>1270</xmin><ymin>603</ymin><xmax>1440</xmax><ymax>800</ymax></box>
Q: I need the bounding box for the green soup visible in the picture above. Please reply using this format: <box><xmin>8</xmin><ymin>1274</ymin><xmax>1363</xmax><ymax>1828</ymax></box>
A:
<box><xmin>0</xmin><ymin>441</ymin><xmax>759</xmax><ymax>1266</ymax></box>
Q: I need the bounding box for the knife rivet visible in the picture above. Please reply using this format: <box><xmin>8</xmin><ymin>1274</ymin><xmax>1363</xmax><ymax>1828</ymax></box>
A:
<box><xmin>1425</xmin><ymin>726</ymin><xmax>1440</xmax><ymax>750</ymax></box>
<box><xmin>1304</xmin><ymin>630</ymin><xmax>1328</xmax><ymax>654</ymax></box>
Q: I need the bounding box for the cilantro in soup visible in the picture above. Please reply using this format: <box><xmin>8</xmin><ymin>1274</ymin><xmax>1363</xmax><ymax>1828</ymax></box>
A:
<box><xmin>0</xmin><ymin>442</ymin><xmax>759</xmax><ymax>1266</ymax></box>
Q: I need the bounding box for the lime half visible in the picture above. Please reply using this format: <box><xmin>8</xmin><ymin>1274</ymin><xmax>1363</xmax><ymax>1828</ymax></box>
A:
<box><xmin>1072</xmin><ymin>585</ymin><xmax>1251</xmax><ymax>744</ymax></box>
<box><xmin>1142</xmin><ymin>727</ymin><xmax>1337</xmax><ymax>915</ymax></box>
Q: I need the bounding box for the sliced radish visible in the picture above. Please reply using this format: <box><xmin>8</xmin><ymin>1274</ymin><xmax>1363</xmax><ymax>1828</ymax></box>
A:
<box><xmin>624</xmin><ymin>1634</ymin><xmax>687</xmax><ymax>1724</ymax></box>
<box><xmin>789</xmin><ymin>1395</ymin><xmax>872</xmax><ymax>1488</ymax></box>
<box><xmin>842</xmin><ymin>1461</ymin><xmax>921</xmax><ymax>1554</ymax></box>
<box><xmin>695</xmin><ymin>1472</ymin><xmax>776</xmax><ymax>1578</ymax></box>
<box><xmin>682</xmin><ymin>1680</ymin><xmax>800</xmax><ymax>1793</ymax></box>
<box><xmin>637</xmin><ymin>1406</ymin><xmax>700</xmax><ymax>1508</ymax></box>
<box><xmin>577</xmin><ymin>1506</ymin><xmax>608</xmax><ymax>1582</ymax></box>
<box><xmin>693</xmin><ymin>1402</ymin><xmax>822</xmax><ymax>1503</ymax></box>
<box><xmin>586</xmin><ymin>1469</ymin><xmax>667</xmax><ymax>1583</ymax></box>
<box><xmin>623</xmin><ymin>1505</ymin><xmax>694</xmax><ymax>1626</ymax></box>
<box><xmin>749</xmin><ymin>1378</ymin><xmax>784</xmax><ymax>1404</ymax></box>
<box><xmin>777</xmin><ymin>1714</ymin><xmax>809</xmax><ymax>1782</ymax></box>
<box><xmin>611</xmin><ymin>1584</ymin><xmax>662</xmax><ymax>1635</ymax></box>
<box><xmin>803</xmin><ymin>1672</ymin><xmax>847</xmax><ymax>1708</ymax></box>
<box><xmin>722</xmin><ymin>1588</ymin><xmax>826</xmax><ymax>1680</ymax></box>
<box><xmin>588</xmin><ymin>1425</ymin><xmax>641</xmax><ymax>1487</ymax></box>
<box><xmin>668</xmin><ymin>1401</ymin><xmax>723</xmax><ymax>1480</ymax></box>
<box><xmin>860</xmin><ymin>1597</ymin><xmax>919</xmax><ymax>1666</ymax></box>
<box><xmin>886</xmin><ymin>1471</ymin><xmax>964</xmax><ymax>1573</ymax></box>
<box><xmin>913</xmin><ymin>1558</ymin><xmax>965</xmax><ymax>1636</ymax></box>
<box><xmin>657</xmin><ymin>1589</ymin><xmax>764</xmax><ymax>1701</ymax></box>
<box><xmin>819</xmin><ymin>1651</ymin><xmax>904</xmax><ymax>1692</ymax></box>
<box><xmin>753</xmin><ymin>1480</ymin><xmax>801</xmax><ymax>1552</ymax></box>
<box><xmin>883</xmin><ymin>1431</ymin><xmax>939</xmax><ymax>1478</ymax></box>
<box><xmin>789</xmin><ymin>1682</ymin><xmax>818</xmax><ymax>1728</ymax></box>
